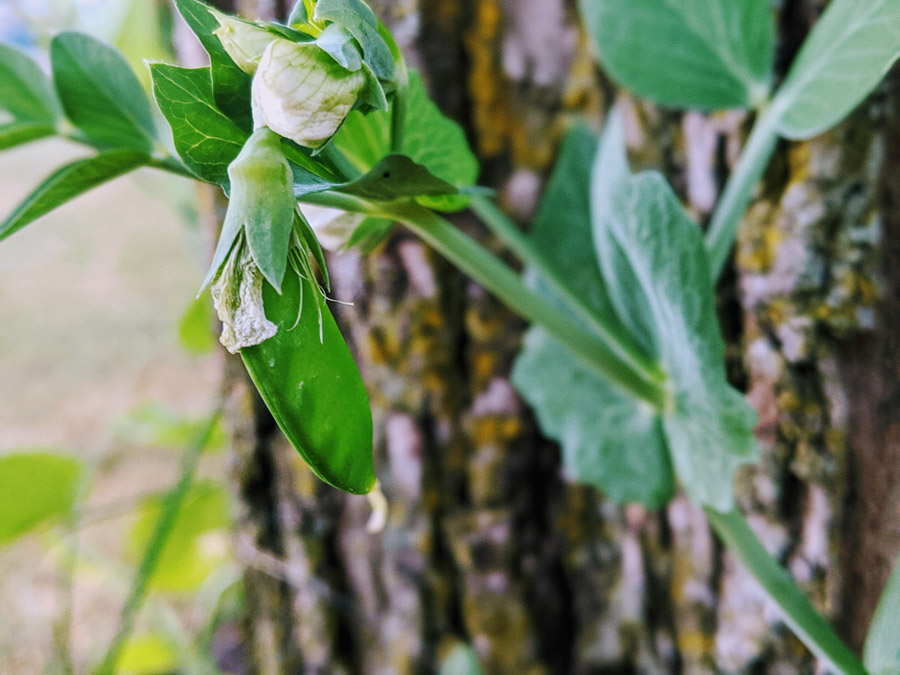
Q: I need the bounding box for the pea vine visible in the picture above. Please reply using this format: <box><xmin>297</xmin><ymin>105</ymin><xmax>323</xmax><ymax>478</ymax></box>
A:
<box><xmin>1</xmin><ymin>0</ymin><xmax>899</xmax><ymax>672</ymax></box>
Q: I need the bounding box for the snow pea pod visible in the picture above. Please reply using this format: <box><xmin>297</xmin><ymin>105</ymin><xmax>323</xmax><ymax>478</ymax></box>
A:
<box><xmin>242</xmin><ymin>270</ymin><xmax>375</xmax><ymax>494</ymax></box>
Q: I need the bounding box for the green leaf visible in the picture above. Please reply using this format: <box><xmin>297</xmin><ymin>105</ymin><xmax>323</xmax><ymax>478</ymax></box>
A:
<box><xmin>129</xmin><ymin>482</ymin><xmax>229</xmax><ymax>593</ymax></box>
<box><xmin>513</xmin><ymin>328</ymin><xmax>673</xmax><ymax>507</ymax></box>
<box><xmin>332</xmin><ymin>107</ymin><xmax>391</xmax><ymax>170</ymax></box>
<box><xmin>0</xmin><ymin>43</ymin><xmax>62</xmax><ymax>123</ymax></box>
<box><xmin>0</xmin><ymin>150</ymin><xmax>148</xmax><ymax>242</ymax></box>
<box><xmin>0</xmin><ymin>121</ymin><xmax>56</xmax><ymax>151</ymax></box>
<box><xmin>591</xmin><ymin>112</ymin><xmax>758</xmax><ymax>511</ymax></box>
<box><xmin>402</xmin><ymin>72</ymin><xmax>479</xmax><ymax>210</ymax></box>
<box><xmin>439</xmin><ymin>643</ymin><xmax>483</xmax><ymax>675</ymax></box>
<box><xmin>865</xmin><ymin>554</ymin><xmax>900</xmax><ymax>675</ymax></box>
<box><xmin>772</xmin><ymin>0</ymin><xmax>900</xmax><ymax>140</ymax></box>
<box><xmin>117</xmin><ymin>634</ymin><xmax>178</xmax><ymax>675</ymax></box>
<box><xmin>178</xmin><ymin>294</ymin><xmax>217</xmax><ymax>354</ymax></box>
<box><xmin>345</xmin><ymin>216</ymin><xmax>394</xmax><ymax>252</ymax></box>
<box><xmin>333</xmin><ymin>71</ymin><xmax>478</xmax><ymax>210</ymax></box>
<box><xmin>578</xmin><ymin>0</ymin><xmax>774</xmax><ymax>109</ymax></box>
<box><xmin>51</xmin><ymin>32</ymin><xmax>157</xmax><ymax>151</ymax></box>
<box><xmin>242</xmin><ymin>270</ymin><xmax>375</xmax><ymax>494</ymax></box>
<box><xmin>173</xmin><ymin>0</ymin><xmax>253</xmax><ymax>129</ymax></box>
<box><xmin>316</xmin><ymin>23</ymin><xmax>363</xmax><ymax>71</ymax></box>
<box><xmin>511</xmin><ymin>126</ymin><xmax>673</xmax><ymax>507</ymax></box>
<box><xmin>337</xmin><ymin>154</ymin><xmax>458</xmax><ymax>201</ymax></box>
<box><xmin>0</xmin><ymin>452</ymin><xmax>83</xmax><ymax>546</ymax></box>
<box><xmin>314</xmin><ymin>0</ymin><xmax>394</xmax><ymax>80</ymax></box>
<box><xmin>149</xmin><ymin>63</ymin><xmax>248</xmax><ymax>186</ymax></box>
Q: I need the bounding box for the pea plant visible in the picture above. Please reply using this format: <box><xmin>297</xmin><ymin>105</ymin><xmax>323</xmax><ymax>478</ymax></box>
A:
<box><xmin>1</xmin><ymin>0</ymin><xmax>899</xmax><ymax>672</ymax></box>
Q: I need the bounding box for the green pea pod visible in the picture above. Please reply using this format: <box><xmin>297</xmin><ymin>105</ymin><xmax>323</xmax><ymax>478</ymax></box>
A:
<box><xmin>242</xmin><ymin>270</ymin><xmax>375</xmax><ymax>494</ymax></box>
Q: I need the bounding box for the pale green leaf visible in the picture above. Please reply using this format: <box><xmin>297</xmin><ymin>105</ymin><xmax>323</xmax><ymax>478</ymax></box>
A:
<box><xmin>512</xmin><ymin>125</ymin><xmax>673</xmax><ymax>507</ymax></box>
<box><xmin>0</xmin><ymin>452</ymin><xmax>83</xmax><ymax>546</ymax></box>
<box><xmin>0</xmin><ymin>43</ymin><xmax>62</xmax><ymax>123</ymax></box>
<box><xmin>439</xmin><ymin>643</ymin><xmax>482</xmax><ymax>675</ymax></box>
<box><xmin>578</xmin><ymin>0</ymin><xmax>774</xmax><ymax>109</ymax></box>
<box><xmin>178</xmin><ymin>294</ymin><xmax>217</xmax><ymax>354</ymax></box>
<box><xmin>149</xmin><ymin>63</ymin><xmax>248</xmax><ymax>186</ymax></box>
<box><xmin>0</xmin><ymin>151</ymin><xmax>148</xmax><ymax>242</ymax></box>
<box><xmin>591</xmin><ymin>112</ymin><xmax>758</xmax><ymax>511</ymax></box>
<box><xmin>51</xmin><ymin>32</ymin><xmax>157</xmax><ymax>151</ymax></box>
<box><xmin>129</xmin><ymin>482</ymin><xmax>230</xmax><ymax>593</ymax></box>
<box><xmin>513</xmin><ymin>328</ymin><xmax>673</xmax><ymax>507</ymax></box>
<box><xmin>117</xmin><ymin>634</ymin><xmax>178</xmax><ymax>675</ymax></box>
<box><xmin>314</xmin><ymin>0</ymin><xmax>394</xmax><ymax>80</ymax></box>
<box><xmin>772</xmin><ymin>0</ymin><xmax>900</xmax><ymax>139</ymax></box>
<box><xmin>865</xmin><ymin>554</ymin><xmax>900</xmax><ymax>675</ymax></box>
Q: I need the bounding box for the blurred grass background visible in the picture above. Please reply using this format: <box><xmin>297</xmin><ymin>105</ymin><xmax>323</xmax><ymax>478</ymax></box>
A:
<box><xmin>0</xmin><ymin>2</ymin><xmax>241</xmax><ymax>671</ymax></box>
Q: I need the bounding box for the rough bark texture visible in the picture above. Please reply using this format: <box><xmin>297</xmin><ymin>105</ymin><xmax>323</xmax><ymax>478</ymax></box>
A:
<box><xmin>200</xmin><ymin>0</ymin><xmax>900</xmax><ymax>672</ymax></box>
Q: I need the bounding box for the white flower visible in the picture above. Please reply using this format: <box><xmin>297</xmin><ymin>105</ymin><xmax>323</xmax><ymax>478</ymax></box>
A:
<box><xmin>251</xmin><ymin>38</ymin><xmax>365</xmax><ymax>148</ymax></box>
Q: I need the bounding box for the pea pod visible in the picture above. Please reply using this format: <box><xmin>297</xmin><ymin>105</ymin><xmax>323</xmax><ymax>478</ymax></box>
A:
<box><xmin>242</xmin><ymin>270</ymin><xmax>375</xmax><ymax>494</ymax></box>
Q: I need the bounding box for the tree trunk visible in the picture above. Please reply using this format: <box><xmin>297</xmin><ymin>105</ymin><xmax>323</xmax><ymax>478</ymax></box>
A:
<box><xmin>204</xmin><ymin>0</ymin><xmax>900</xmax><ymax>672</ymax></box>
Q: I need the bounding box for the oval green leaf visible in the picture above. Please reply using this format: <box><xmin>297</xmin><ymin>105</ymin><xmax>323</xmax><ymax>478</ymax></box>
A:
<box><xmin>0</xmin><ymin>452</ymin><xmax>83</xmax><ymax>546</ymax></box>
<box><xmin>242</xmin><ymin>271</ymin><xmax>375</xmax><ymax>494</ymax></box>
<box><xmin>0</xmin><ymin>43</ymin><xmax>62</xmax><ymax>123</ymax></box>
<box><xmin>0</xmin><ymin>150</ymin><xmax>148</xmax><ymax>242</ymax></box>
<box><xmin>150</xmin><ymin>63</ymin><xmax>248</xmax><ymax>186</ymax></box>
<box><xmin>772</xmin><ymin>0</ymin><xmax>900</xmax><ymax>140</ymax></box>
<box><xmin>578</xmin><ymin>0</ymin><xmax>774</xmax><ymax>109</ymax></box>
<box><xmin>51</xmin><ymin>32</ymin><xmax>158</xmax><ymax>151</ymax></box>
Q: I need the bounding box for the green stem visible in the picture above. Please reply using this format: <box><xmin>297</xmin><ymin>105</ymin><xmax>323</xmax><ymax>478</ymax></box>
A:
<box><xmin>379</xmin><ymin>18</ymin><xmax>409</xmax><ymax>154</ymax></box>
<box><xmin>95</xmin><ymin>409</ymin><xmax>222</xmax><ymax>675</ymax></box>
<box><xmin>704</xmin><ymin>108</ymin><xmax>780</xmax><ymax>281</ymax></box>
<box><xmin>386</xmin><ymin>201</ymin><xmax>668</xmax><ymax>408</ymax></box>
<box><xmin>317</xmin><ymin>143</ymin><xmax>363</xmax><ymax>182</ymax></box>
<box><xmin>705</xmin><ymin>508</ymin><xmax>866</xmax><ymax>675</ymax></box>
<box><xmin>470</xmin><ymin>195</ymin><xmax>664</xmax><ymax>382</ymax></box>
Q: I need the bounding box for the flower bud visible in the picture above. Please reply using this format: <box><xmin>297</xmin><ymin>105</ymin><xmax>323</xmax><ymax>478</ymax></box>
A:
<box><xmin>211</xmin><ymin>240</ymin><xmax>278</xmax><ymax>354</ymax></box>
<box><xmin>252</xmin><ymin>38</ymin><xmax>365</xmax><ymax>148</ymax></box>
<box><xmin>211</xmin><ymin>10</ymin><xmax>275</xmax><ymax>75</ymax></box>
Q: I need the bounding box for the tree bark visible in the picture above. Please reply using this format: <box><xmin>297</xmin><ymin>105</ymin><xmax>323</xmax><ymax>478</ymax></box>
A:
<box><xmin>204</xmin><ymin>0</ymin><xmax>900</xmax><ymax>672</ymax></box>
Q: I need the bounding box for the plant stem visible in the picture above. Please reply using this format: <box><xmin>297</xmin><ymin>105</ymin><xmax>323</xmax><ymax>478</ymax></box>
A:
<box><xmin>704</xmin><ymin>109</ymin><xmax>780</xmax><ymax>281</ymax></box>
<box><xmin>95</xmin><ymin>409</ymin><xmax>222</xmax><ymax>675</ymax></box>
<box><xmin>386</xmin><ymin>201</ymin><xmax>668</xmax><ymax>409</ymax></box>
<box><xmin>318</xmin><ymin>143</ymin><xmax>363</xmax><ymax>182</ymax></box>
<box><xmin>705</xmin><ymin>508</ymin><xmax>866</xmax><ymax>675</ymax></box>
<box><xmin>469</xmin><ymin>195</ymin><xmax>664</xmax><ymax>381</ymax></box>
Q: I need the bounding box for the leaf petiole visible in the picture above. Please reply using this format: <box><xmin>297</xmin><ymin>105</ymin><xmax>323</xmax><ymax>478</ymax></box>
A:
<box><xmin>703</xmin><ymin>107</ymin><xmax>780</xmax><ymax>281</ymax></box>
<box><xmin>384</xmin><ymin>201</ymin><xmax>669</xmax><ymax>408</ymax></box>
<box><xmin>469</xmin><ymin>195</ymin><xmax>665</xmax><ymax>384</ymax></box>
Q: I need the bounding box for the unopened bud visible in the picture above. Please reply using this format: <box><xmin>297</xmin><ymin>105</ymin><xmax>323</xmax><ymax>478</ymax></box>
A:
<box><xmin>252</xmin><ymin>38</ymin><xmax>365</xmax><ymax>148</ymax></box>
